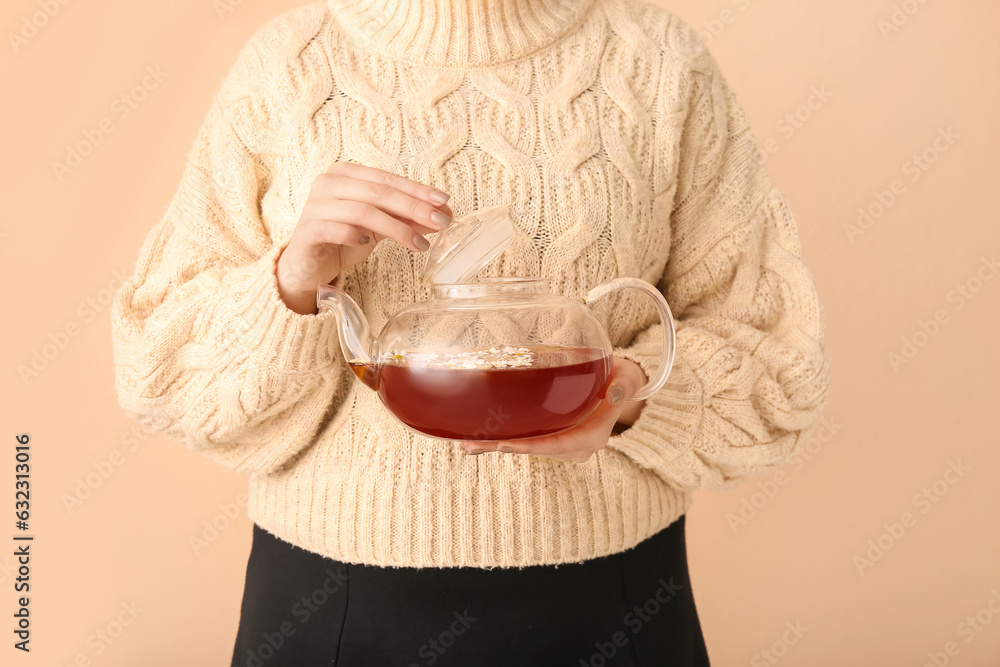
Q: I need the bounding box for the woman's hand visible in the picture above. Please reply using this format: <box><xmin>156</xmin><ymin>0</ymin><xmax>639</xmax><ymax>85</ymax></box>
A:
<box><xmin>460</xmin><ymin>357</ymin><xmax>649</xmax><ymax>463</ymax></box>
<box><xmin>276</xmin><ymin>161</ymin><xmax>455</xmax><ymax>314</ymax></box>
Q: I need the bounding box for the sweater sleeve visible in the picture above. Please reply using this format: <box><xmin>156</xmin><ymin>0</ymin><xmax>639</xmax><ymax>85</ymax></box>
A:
<box><xmin>606</xmin><ymin>48</ymin><xmax>831</xmax><ymax>492</ymax></box>
<box><xmin>110</xmin><ymin>16</ymin><xmax>353</xmax><ymax>476</ymax></box>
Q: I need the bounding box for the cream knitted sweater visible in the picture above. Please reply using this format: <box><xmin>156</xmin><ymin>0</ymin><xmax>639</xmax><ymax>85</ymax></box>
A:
<box><xmin>110</xmin><ymin>0</ymin><xmax>831</xmax><ymax>568</ymax></box>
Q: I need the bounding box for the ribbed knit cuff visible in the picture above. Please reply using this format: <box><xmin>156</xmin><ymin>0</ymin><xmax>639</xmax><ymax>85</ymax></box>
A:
<box><xmin>224</xmin><ymin>242</ymin><xmax>344</xmax><ymax>374</ymax></box>
<box><xmin>607</xmin><ymin>321</ymin><xmax>704</xmax><ymax>480</ymax></box>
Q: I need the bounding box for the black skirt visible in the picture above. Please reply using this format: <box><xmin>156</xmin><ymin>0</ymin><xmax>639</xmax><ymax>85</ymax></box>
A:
<box><xmin>231</xmin><ymin>515</ymin><xmax>710</xmax><ymax>666</ymax></box>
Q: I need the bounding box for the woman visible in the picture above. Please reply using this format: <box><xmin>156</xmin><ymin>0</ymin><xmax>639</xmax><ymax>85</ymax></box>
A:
<box><xmin>110</xmin><ymin>0</ymin><xmax>831</xmax><ymax>663</ymax></box>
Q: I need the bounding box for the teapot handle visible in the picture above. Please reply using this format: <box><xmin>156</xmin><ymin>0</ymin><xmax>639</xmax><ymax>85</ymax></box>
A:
<box><xmin>584</xmin><ymin>277</ymin><xmax>676</xmax><ymax>401</ymax></box>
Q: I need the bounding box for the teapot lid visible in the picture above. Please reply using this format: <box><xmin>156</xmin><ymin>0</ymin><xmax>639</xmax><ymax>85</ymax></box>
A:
<box><xmin>420</xmin><ymin>205</ymin><xmax>516</xmax><ymax>284</ymax></box>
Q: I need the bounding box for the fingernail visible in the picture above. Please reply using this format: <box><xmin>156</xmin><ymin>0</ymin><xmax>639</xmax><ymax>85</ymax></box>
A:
<box><xmin>429</xmin><ymin>189</ymin><xmax>450</xmax><ymax>205</ymax></box>
<box><xmin>466</xmin><ymin>448</ymin><xmax>487</xmax><ymax>455</ymax></box>
<box><xmin>430</xmin><ymin>210</ymin><xmax>452</xmax><ymax>229</ymax></box>
<box><xmin>359</xmin><ymin>233</ymin><xmax>371</xmax><ymax>244</ymax></box>
<box><xmin>498</xmin><ymin>445</ymin><xmax>515</xmax><ymax>454</ymax></box>
<box><xmin>413</xmin><ymin>234</ymin><xmax>430</xmax><ymax>251</ymax></box>
<box><xmin>608</xmin><ymin>385</ymin><xmax>624</xmax><ymax>405</ymax></box>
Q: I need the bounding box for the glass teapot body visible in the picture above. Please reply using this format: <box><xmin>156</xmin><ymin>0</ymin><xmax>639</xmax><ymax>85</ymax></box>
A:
<box><xmin>316</xmin><ymin>207</ymin><xmax>676</xmax><ymax>442</ymax></box>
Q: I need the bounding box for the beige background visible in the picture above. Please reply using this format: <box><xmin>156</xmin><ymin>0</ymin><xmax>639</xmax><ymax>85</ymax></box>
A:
<box><xmin>3</xmin><ymin>0</ymin><xmax>998</xmax><ymax>664</ymax></box>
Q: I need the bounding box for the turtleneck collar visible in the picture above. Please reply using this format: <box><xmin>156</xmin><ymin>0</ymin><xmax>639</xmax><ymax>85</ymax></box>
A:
<box><xmin>326</xmin><ymin>0</ymin><xmax>600</xmax><ymax>69</ymax></box>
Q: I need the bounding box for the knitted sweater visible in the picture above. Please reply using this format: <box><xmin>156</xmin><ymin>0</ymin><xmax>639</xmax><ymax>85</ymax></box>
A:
<box><xmin>110</xmin><ymin>0</ymin><xmax>831</xmax><ymax>568</ymax></box>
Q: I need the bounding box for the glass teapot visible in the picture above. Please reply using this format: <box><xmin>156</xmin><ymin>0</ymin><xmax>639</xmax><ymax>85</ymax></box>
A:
<box><xmin>317</xmin><ymin>205</ymin><xmax>675</xmax><ymax>441</ymax></box>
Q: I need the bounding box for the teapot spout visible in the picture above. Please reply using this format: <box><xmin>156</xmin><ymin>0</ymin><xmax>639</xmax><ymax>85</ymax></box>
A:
<box><xmin>317</xmin><ymin>283</ymin><xmax>375</xmax><ymax>383</ymax></box>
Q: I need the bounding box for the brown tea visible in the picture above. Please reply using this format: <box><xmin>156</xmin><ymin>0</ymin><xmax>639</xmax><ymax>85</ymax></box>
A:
<box><xmin>349</xmin><ymin>346</ymin><xmax>612</xmax><ymax>440</ymax></box>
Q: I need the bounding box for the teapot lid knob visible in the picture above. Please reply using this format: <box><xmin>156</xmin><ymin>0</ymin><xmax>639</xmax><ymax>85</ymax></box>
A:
<box><xmin>420</xmin><ymin>205</ymin><xmax>516</xmax><ymax>285</ymax></box>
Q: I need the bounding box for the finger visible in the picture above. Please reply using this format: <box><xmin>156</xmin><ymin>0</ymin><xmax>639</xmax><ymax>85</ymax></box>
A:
<box><xmin>326</xmin><ymin>161</ymin><xmax>452</xmax><ymax>214</ymax></box>
<box><xmin>317</xmin><ymin>173</ymin><xmax>453</xmax><ymax>232</ymax></box>
<box><xmin>459</xmin><ymin>440</ymin><xmax>499</xmax><ymax>454</ymax></box>
<box><xmin>461</xmin><ymin>435</ymin><xmax>603</xmax><ymax>463</ymax></box>
<box><xmin>384</xmin><ymin>210</ymin><xmax>443</xmax><ymax>236</ymax></box>
<box><xmin>305</xmin><ymin>200</ymin><xmax>439</xmax><ymax>244</ymax></box>
<box><xmin>480</xmin><ymin>439</ymin><xmax>600</xmax><ymax>463</ymax></box>
<box><xmin>544</xmin><ymin>451</ymin><xmax>597</xmax><ymax>463</ymax></box>
<box><xmin>467</xmin><ymin>430</ymin><xmax>589</xmax><ymax>457</ymax></box>
<box><xmin>309</xmin><ymin>200</ymin><xmax>430</xmax><ymax>253</ymax></box>
<box><xmin>305</xmin><ymin>220</ymin><xmax>372</xmax><ymax>247</ymax></box>
<box><xmin>605</xmin><ymin>357</ymin><xmax>647</xmax><ymax>405</ymax></box>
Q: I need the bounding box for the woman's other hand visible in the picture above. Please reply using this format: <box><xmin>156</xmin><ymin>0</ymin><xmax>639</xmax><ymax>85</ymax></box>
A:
<box><xmin>460</xmin><ymin>357</ymin><xmax>649</xmax><ymax>463</ymax></box>
<box><xmin>276</xmin><ymin>161</ymin><xmax>454</xmax><ymax>314</ymax></box>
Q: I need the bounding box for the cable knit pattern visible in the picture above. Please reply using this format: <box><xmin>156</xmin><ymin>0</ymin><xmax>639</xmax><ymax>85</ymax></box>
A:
<box><xmin>110</xmin><ymin>0</ymin><xmax>831</xmax><ymax>567</ymax></box>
